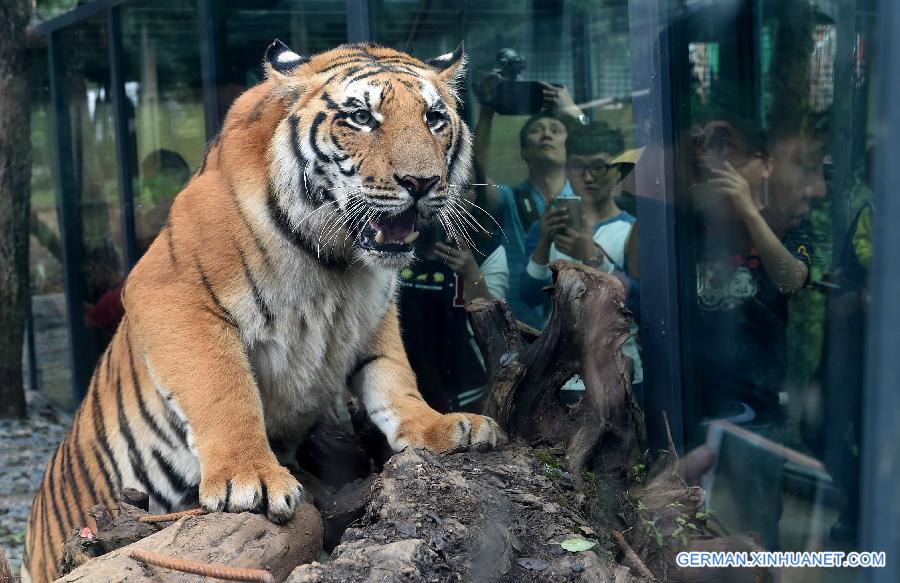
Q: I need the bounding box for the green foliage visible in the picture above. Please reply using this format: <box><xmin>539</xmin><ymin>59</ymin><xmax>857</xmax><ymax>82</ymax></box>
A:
<box><xmin>534</xmin><ymin>449</ymin><xmax>563</xmax><ymax>471</ymax></box>
<box><xmin>787</xmin><ymin>196</ymin><xmax>832</xmax><ymax>387</ymax></box>
<box><xmin>629</xmin><ymin>463</ymin><xmax>647</xmax><ymax>484</ymax></box>
<box><xmin>671</xmin><ymin>515</ymin><xmax>700</xmax><ymax>547</ymax></box>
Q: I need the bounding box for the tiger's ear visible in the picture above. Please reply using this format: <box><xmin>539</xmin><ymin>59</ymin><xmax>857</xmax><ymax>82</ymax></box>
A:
<box><xmin>264</xmin><ymin>39</ymin><xmax>309</xmax><ymax>79</ymax></box>
<box><xmin>425</xmin><ymin>43</ymin><xmax>466</xmax><ymax>87</ymax></box>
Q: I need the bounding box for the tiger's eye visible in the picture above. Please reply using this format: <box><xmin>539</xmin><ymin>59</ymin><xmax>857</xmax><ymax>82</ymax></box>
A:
<box><xmin>351</xmin><ymin>110</ymin><xmax>372</xmax><ymax>125</ymax></box>
<box><xmin>425</xmin><ymin>110</ymin><xmax>444</xmax><ymax>127</ymax></box>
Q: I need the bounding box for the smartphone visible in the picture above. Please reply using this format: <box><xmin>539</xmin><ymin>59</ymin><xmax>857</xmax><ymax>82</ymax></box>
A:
<box><xmin>555</xmin><ymin>196</ymin><xmax>582</xmax><ymax>232</ymax></box>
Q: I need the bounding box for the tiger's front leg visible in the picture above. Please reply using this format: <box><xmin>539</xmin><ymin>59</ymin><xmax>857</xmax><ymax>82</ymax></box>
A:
<box><xmin>354</xmin><ymin>305</ymin><xmax>504</xmax><ymax>452</ymax></box>
<box><xmin>129</xmin><ymin>303</ymin><xmax>304</xmax><ymax>523</ymax></box>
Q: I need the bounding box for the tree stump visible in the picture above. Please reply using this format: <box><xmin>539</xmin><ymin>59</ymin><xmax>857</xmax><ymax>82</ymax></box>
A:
<box><xmin>468</xmin><ymin>261</ymin><xmax>646</xmax><ymax>482</ymax></box>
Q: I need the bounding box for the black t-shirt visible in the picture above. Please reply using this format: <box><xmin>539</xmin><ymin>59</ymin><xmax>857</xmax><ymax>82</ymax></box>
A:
<box><xmin>397</xmin><ymin>257</ymin><xmax>488</xmax><ymax>413</ymax></box>
<box><xmin>691</xmin><ymin>223</ymin><xmax>813</xmax><ymax>422</ymax></box>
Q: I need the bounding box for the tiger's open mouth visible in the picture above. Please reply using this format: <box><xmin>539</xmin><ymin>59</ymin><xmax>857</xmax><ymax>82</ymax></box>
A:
<box><xmin>356</xmin><ymin>206</ymin><xmax>420</xmax><ymax>253</ymax></box>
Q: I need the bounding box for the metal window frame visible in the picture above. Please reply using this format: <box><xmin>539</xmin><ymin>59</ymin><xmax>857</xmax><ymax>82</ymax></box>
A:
<box><xmin>860</xmin><ymin>0</ymin><xmax>900</xmax><ymax>578</ymax></box>
<box><xmin>36</xmin><ymin>0</ymin><xmax>130</xmax><ymax>36</ymax></box>
<box><xmin>43</xmin><ymin>3</ymin><xmax>140</xmax><ymax>404</ymax></box>
<box><xmin>198</xmin><ymin>0</ymin><xmax>223</xmax><ymax>139</ymax></box>
<box><xmin>108</xmin><ymin>6</ymin><xmax>138</xmax><ymax>272</ymax></box>
<box><xmin>627</xmin><ymin>0</ymin><xmax>687</xmax><ymax>452</ymax></box>
<box><xmin>346</xmin><ymin>0</ymin><xmax>372</xmax><ymax>42</ymax></box>
<box><xmin>47</xmin><ymin>30</ymin><xmax>92</xmax><ymax>405</ymax></box>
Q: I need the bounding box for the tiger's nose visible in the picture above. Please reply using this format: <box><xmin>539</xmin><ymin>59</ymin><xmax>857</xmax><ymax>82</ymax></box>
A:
<box><xmin>395</xmin><ymin>174</ymin><xmax>439</xmax><ymax>199</ymax></box>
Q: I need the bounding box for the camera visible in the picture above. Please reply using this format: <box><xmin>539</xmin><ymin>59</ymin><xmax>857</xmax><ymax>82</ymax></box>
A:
<box><xmin>482</xmin><ymin>48</ymin><xmax>557</xmax><ymax>116</ymax></box>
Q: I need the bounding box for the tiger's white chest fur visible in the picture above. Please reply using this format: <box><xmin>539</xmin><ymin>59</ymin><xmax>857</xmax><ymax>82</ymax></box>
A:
<box><xmin>239</xmin><ymin>249</ymin><xmax>397</xmax><ymax>442</ymax></box>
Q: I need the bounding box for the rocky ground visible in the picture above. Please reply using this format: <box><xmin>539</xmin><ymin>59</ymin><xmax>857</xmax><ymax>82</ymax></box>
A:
<box><xmin>0</xmin><ymin>392</ymin><xmax>69</xmax><ymax>574</ymax></box>
<box><xmin>289</xmin><ymin>445</ymin><xmax>642</xmax><ymax>582</ymax></box>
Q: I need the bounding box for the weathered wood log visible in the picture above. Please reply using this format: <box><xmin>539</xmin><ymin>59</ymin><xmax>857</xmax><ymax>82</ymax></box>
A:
<box><xmin>120</xmin><ymin>487</ymin><xmax>149</xmax><ymax>511</ymax></box>
<box><xmin>468</xmin><ymin>261</ymin><xmax>646</xmax><ymax>482</ymax></box>
<box><xmin>56</xmin><ymin>504</ymin><xmax>323</xmax><ymax>583</ymax></box>
<box><xmin>617</xmin><ymin>423</ymin><xmax>767</xmax><ymax>581</ymax></box>
<box><xmin>58</xmin><ymin>502</ymin><xmax>159</xmax><ymax>575</ymax></box>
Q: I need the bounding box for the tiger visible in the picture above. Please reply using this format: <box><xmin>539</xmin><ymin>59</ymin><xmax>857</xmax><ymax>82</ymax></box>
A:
<box><xmin>23</xmin><ymin>40</ymin><xmax>502</xmax><ymax>583</ymax></box>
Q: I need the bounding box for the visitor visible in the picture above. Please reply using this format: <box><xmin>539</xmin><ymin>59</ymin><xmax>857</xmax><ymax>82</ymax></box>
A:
<box><xmin>397</xmin><ymin>223</ymin><xmax>508</xmax><ymax>413</ymax></box>
<box><xmin>472</xmin><ymin>74</ymin><xmax>588</xmax><ymax>327</ymax></box>
<box><xmin>688</xmin><ymin>119</ymin><xmax>825</xmax><ymax>549</ymax></box>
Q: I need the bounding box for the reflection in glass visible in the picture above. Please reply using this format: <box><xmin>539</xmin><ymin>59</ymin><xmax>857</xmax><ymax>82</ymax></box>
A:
<box><xmin>55</xmin><ymin>16</ymin><xmax>126</xmax><ymax>394</ymax></box>
<box><xmin>120</xmin><ymin>0</ymin><xmax>203</xmax><ymax>256</ymax></box>
<box><xmin>216</xmin><ymin>0</ymin><xmax>348</xmax><ymax>120</ymax></box>
<box><xmin>28</xmin><ymin>44</ymin><xmax>74</xmax><ymax>410</ymax></box>
<box><xmin>671</xmin><ymin>0</ymin><xmax>878</xmax><ymax>562</ymax></box>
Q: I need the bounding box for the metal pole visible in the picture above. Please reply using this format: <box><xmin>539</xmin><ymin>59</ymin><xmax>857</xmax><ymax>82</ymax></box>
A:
<box><xmin>198</xmin><ymin>0</ymin><xmax>223</xmax><ymax>140</ymax></box>
<box><xmin>48</xmin><ymin>31</ymin><xmax>91</xmax><ymax>406</ymax></box>
<box><xmin>860</xmin><ymin>0</ymin><xmax>900</xmax><ymax>579</ymax></box>
<box><xmin>346</xmin><ymin>0</ymin><xmax>372</xmax><ymax>43</ymax></box>
<box><xmin>108</xmin><ymin>6</ymin><xmax>138</xmax><ymax>272</ymax></box>
<box><xmin>627</xmin><ymin>0</ymin><xmax>687</xmax><ymax>452</ymax></box>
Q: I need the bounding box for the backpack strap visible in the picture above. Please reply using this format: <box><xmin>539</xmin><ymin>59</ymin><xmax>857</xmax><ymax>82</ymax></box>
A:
<box><xmin>512</xmin><ymin>187</ymin><xmax>541</xmax><ymax>232</ymax></box>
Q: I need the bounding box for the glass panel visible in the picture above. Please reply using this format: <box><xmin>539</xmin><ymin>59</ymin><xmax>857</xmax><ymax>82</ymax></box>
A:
<box><xmin>27</xmin><ymin>44</ymin><xmax>74</xmax><ymax>411</ymax></box>
<box><xmin>120</xmin><ymin>0</ymin><xmax>203</xmax><ymax>257</ymax></box>
<box><xmin>215</xmin><ymin>0</ymin><xmax>349</xmax><ymax>119</ymax></box>
<box><xmin>55</xmin><ymin>16</ymin><xmax>125</xmax><ymax>395</ymax></box>
<box><xmin>374</xmin><ymin>0</ymin><xmax>643</xmax><ymax>410</ymax></box>
<box><xmin>660</xmin><ymin>0</ymin><xmax>879</xmax><ymax>563</ymax></box>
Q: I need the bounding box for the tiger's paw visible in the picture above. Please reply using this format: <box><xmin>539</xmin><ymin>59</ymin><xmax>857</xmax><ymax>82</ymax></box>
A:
<box><xmin>418</xmin><ymin>412</ymin><xmax>504</xmax><ymax>453</ymax></box>
<box><xmin>199</xmin><ymin>463</ymin><xmax>305</xmax><ymax>524</ymax></box>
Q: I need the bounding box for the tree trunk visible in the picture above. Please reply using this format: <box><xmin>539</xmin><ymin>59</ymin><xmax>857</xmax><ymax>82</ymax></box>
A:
<box><xmin>468</xmin><ymin>261</ymin><xmax>646</xmax><ymax>482</ymax></box>
<box><xmin>0</xmin><ymin>0</ymin><xmax>32</xmax><ymax>419</ymax></box>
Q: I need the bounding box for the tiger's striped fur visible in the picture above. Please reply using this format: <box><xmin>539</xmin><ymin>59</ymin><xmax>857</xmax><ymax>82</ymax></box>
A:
<box><xmin>23</xmin><ymin>41</ymin><xmax>501</xmax><ymax>582</ymax></box>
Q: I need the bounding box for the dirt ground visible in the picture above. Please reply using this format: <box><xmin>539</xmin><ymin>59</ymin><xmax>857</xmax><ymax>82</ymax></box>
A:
<box><xmin>0</xmin><ymin>392</ymin><xmax>69</xmax><ymax>575</ymax></box>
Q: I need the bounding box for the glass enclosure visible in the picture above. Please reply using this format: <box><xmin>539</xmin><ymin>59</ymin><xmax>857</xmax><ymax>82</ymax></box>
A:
<box><xmin>27</xmin><ymin>0</ymin><xmax>896</xmax><ymax>577</ymax></box>
<box><xmin>50</xmin><ymin>14</ymin><xmax>126</xmax><ymax>403</ymax></box>
<box><xmin>213</xmin><ymin>0</ymin><xmax>348</xmax><ymax>123</ymax></box>
<box><xmin>120</xmin><ymin>0</ymin><xmax>205</xmax><ymax>257</ymax></box>
<box><xmin>27</xmin><ymin>38</ymin><xmax>73</xmax><ymax>410</ymax></box>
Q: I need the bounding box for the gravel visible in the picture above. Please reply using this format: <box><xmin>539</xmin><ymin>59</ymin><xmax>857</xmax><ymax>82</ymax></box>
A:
<box><xmin>0</xmin><ymin>392</ymin><xmax>69</xmax><ymax>575</ymax></box>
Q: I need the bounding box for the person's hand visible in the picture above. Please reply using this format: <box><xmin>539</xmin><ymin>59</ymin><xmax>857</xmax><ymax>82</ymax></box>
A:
<box><xmin>540</xmin><ymin>82</ymin><xmax>582</xmax><ymax>121</ymax></box>
<box><xmin>554</xmin><ymin>226</ymin><xmax>600</xmax><ymax>261</ymax></box>
<box><xmin>677</xmin><ymin>445</ymin><xmax>717</xmax><ymax>486</ymax></box>
<box><xmin>707</xmin><ymin>161</ymin><xmax>760</xmax><ymax>219</ymax></box>
<box><xmin>475</xmin><ymin>72</ymin><xmax>501</xmax><ymax>107</ymax></box>
<box><xmin>537</xmin><ymin>203</ymin><xmax>570</xmax><ymax>242</ymax></box>
<box><xmin>434</xmin><ymin>240</ymin><xmax>480</xmax><ymax>281</ymax></box>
